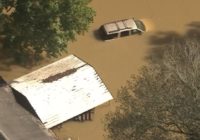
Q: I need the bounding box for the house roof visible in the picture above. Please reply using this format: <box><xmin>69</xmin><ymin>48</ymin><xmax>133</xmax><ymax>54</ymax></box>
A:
<box><xmin>11</xmin><ymin>55</ymin><xmax>113</xmax><ymax>128</ymax></box>
<box><xmin>0</xmin><ymin>78</ymin><xmax>55</xmax><ymax>140</ymax></box>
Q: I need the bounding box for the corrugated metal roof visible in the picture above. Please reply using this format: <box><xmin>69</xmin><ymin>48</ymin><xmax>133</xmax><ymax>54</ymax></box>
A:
<box><xmin>11</xmin><ymin>55</ymin><xmax>113</xmax><ymax>128</ymax></box>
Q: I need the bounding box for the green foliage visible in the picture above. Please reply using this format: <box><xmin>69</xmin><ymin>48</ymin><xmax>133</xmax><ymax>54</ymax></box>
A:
<box><xmin>105</xmin><ymin>39</ymin><xmax>200</xmax><ymax>140</ymax></box>
<box><xmin>1</xmin><ymin>0</ymin><xmax>95</xmax><ymax>64</ymax></box>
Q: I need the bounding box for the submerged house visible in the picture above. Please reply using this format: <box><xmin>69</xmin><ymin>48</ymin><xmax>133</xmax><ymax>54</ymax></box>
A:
<box><xmin>11</xmin><ymin>54</ymin><xmax>113</xmax><ymax>129</ymax></box>
<box><xmin>0</xmin><ymin>77</ymin><xmax>55</xmax><ymax>140</ymax></box>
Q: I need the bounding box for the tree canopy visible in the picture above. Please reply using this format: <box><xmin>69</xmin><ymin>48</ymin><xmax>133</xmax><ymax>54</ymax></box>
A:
<box><xmin>105</xmin><ymin>39</ymin><xmax>200</xmax><ymax>140</ymax></box>
<box><xmin>0</xmin><ymin>0</ymin><xmax>95</xmax><ymax>64</ymax></box>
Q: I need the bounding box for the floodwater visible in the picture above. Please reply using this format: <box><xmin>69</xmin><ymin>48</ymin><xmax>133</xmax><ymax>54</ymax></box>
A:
<box><xmin>1</xmin><ymin>0</ymin><xmax>200</xmax><ymax>140</ymax></box>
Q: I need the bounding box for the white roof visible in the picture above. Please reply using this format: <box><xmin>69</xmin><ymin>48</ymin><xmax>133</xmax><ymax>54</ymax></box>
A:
<box><xmin>11</xmin><ymin>55</ymin><xmax>113</xmax><ymax>128</ymax></box>
<box><xmin>124</xmin><ymin>19</ymin><xmax>137</xmax><ymax>29</ymax></box>
<box><xmin>116</xmin><ymin>21</ymin><xmax>126</xmax><ymax>30</ymax></box>
<box><xmin>103</xmin><ymin>18</ymin><xmax>137</xmax><ymax>34</ymax></box>
<box><xmin>104</xmin><ymin>23</ymin><xmax>118</xmax><ymax>33</ymax></box>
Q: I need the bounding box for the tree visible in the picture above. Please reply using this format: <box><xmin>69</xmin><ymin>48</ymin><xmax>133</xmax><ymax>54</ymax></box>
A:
<box><xmin>0</xmin><ymin>0</ymin><xmax>95</xmax><ymax>64</ymax></box>
<box><xmin>105</xmin><ymin>39</ymin><xmax>200</xmax><ymax>140</ymax></box>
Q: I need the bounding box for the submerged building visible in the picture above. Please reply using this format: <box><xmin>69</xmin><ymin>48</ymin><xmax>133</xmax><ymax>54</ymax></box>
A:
<box><xmin>11</xmin><ymin>54</ymin><xmax>113</xmax><ymax>129</ymax></box>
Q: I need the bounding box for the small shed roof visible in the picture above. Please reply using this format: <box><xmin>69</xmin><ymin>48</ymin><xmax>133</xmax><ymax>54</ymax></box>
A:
<box><xmin>11</xmin><ymin>55</ymin><xmax>113</xmax><ymax>128</ymax></box>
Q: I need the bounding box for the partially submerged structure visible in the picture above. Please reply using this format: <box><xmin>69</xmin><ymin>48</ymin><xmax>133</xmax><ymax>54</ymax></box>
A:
<box><xmin>0</xmin><ymin>77</ymin><xmax>55</xmax><ymax>140</ymax></box>
<box><xmin>11</xmin><ymin>55</ymin><xmax>113</xmax><ymax>128</ymax></box>
<box><xmin>99</xmin><ymin>18</ymin><xmax>146</xmax><ymax>40</ymax></box>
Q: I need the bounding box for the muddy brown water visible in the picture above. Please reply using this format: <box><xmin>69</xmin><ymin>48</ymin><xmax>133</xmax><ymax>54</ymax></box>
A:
<box><xmin>1</xmin><ymin>0</ymin><xmax>200</xmax><ymax>140</ymax></box>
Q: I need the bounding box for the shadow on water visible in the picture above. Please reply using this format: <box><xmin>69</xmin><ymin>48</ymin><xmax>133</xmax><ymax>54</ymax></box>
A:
<box><xmin>146</xmin><ymin>21</ymin><xmax>200</xmax><ymax>63</ymax></box>
<box><xmin>0</xmin><ymin>47</ymin><xmax>15</xmax><ymax>71</ymax></box>
<box><xmin>0</xmin><ymin>40</ymin><xmax>44</xmax><ymax>71</ymax></box>
<box><xmin>0</xmin><ymin>35</ymin><xmax>17</xmax><ymax>71</ymax></box>
<box><xmin>92</xmin><ymin>29</ymin><xmax>104</xmax><ymax>41</ymax></box>
<box><xmin>186</xmin><ymin>21</ymin><xmax>200</xmax><ymax>39</ymax></box>
<box><xmin>0</xmin><ymin>48</ymin><xmax>41</xmax><ymax>71</ymax></box>
<box><xmin>0</xmin><ymin>37</ymin><xmax>10</xmax><ymax>71</ymax></box>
